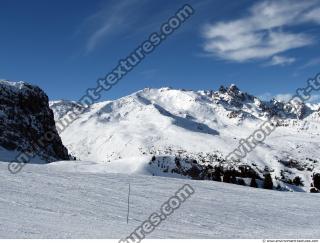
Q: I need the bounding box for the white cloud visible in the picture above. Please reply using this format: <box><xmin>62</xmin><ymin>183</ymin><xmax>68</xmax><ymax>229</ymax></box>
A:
<box><xmin>258</xmin><ymin>92</ymin><xmax>273</xmax><ymax>101</ymax></box>
<box><xmin>304</xmin><ymin>7</ymin><xmax>320</xmax><ymax>24</ymax></box>
<box><xmin>86</xmin><ymin>17</ymin><xmax>122</xmax><ymax>53</ymax></box>
<box><xmin>300</xmin><ymin>57</ymin><xmax>320</xmax><ymax>69</ymax></box>
<box><xmin>267</xmin><ymin>55</ymin><xmax>296</xmax><ymax>66</ymax></box>
<box><xmin>79</xmin><ymin>0</ymin><xmax>143</xmax><ymax>53</ymax></box>
<box><xmin>259</xmin><ymin>92</ymin><xmax>292</xmax><ymax>102</ymax></box>
<box><xmin>308</xmin><ymin>95</ymin><xmax>320</xmax><ymax>103</ymax></box>
<box><xmin>202</xmin><ymin>0</ymin><xmax>320</xmax><ymax>64</ymax></box>
<box><xmin>259</xmin><ymin>92</ymin><xmax>320</xmax><ymax>103</ymax></box>
<box><xmin>274</xmin><ymin>93</ymin><xmax>294</xmax><ymax>102</ymax></box>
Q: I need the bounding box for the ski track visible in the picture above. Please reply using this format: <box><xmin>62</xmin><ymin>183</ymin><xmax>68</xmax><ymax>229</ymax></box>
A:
<box><xmin>0</xmin><ymin>162</ymin><xmax>319</xmax><ymax>239</ymax></box>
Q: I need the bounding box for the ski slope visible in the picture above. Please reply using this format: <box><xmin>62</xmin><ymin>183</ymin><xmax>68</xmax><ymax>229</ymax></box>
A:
<box><xmin>0</xmin><ymin>160</ymin><xmax>319</xmax><ymax>239</ymax></box>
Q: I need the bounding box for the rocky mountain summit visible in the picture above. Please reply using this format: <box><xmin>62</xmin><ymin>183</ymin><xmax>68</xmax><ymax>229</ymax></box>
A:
<box><xmin>0</xmin><ymin>80</ymin><xmax>70</xmax><ymax>162</ymax></box>
<box><xmin>212</xmin><ymin>84</ymin><xmax>318</xmax><ymax>121</ymax></box>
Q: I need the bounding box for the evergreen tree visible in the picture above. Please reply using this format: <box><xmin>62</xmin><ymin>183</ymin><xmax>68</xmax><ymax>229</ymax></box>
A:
<box><xmin>263</xmin><ymin>173</ymin><xmax>273</xmax><ymax>189</ymax></box>
<box><xmin>174</xmin><ymin>157</ymin><xmax>181</xmax><ymax>168</ymax></box>
<box><xmin>237</xmin><ymin>178</ymin><xmax>246</xmax><ymax>186</ymax></box>
<box><xmin>231</xmin><ymin>175</ymin><xmax>237</xmax><ymax>184</ymax></box>
<box><xmin>223</xmin><ymin>171</ymin><xmax>231</xmax><ymax>183</ymax></box>
<box><xmin>313</xmin><ymin>173</ymin><xmax>320</xmax><ymax>190</ymax></box>
<box><xmin>213</xmin><ymin>166</ymin><xmax>222</xmax><ymax>181</ymax></box>
<box><xmin>293</xmin><ymin>176</ymin><xmax>304</xmax><ymax>186</ymax></box>
<box><xmin>250</xmin><ymin>176</ymin><xmax>258</xmax><ymax>188</ymax></box>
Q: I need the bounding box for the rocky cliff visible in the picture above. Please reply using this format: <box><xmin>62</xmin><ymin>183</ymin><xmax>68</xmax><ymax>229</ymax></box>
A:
<box><xmin>0</xmin><ymin>80</ymin><xmax>70</xmax><ymax>162</ymax></box>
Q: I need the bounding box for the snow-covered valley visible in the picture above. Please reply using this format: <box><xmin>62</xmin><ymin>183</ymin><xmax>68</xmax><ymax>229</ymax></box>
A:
<box><xmin>0</xmin><ymin>161</ymin><xmax>319</xmax><ymax>239</ymax></box>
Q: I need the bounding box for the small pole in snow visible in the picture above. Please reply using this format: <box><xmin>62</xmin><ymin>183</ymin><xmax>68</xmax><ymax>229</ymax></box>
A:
<box><xmin>127</xmin><ymin>183</ymin><xmax>131</xmax><ymax>224</ymax></box>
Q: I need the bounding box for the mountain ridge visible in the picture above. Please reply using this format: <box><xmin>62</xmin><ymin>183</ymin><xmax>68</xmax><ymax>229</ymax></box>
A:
<box><xmin>50</xmin><ymin>85</ymin><xmax>320</xmax><ymax>192</ymax></box>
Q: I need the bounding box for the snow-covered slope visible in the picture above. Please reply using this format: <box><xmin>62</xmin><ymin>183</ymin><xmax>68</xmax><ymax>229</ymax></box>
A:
<box><xmin>0</xmin><ymin>161</ymin><xmax>319</xmax><ymax>239</ymax></box>
<box><xmin>50</xmin><ymin>86</ymin><xmax>320</xmax><ymax>192</ymax></box>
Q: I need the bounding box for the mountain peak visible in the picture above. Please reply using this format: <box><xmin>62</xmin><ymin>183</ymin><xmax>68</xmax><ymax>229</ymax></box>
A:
<box><xmin>228</xmin><ymin>84</ymin><xmax>240</xmax><ymax>93</ymax></box>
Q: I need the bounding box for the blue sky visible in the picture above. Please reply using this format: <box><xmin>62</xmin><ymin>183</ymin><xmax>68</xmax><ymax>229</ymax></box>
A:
<box><xmin>1</xmin><ymin>0</ymin><xmax>320</xmax><ymax>102</ymax></box>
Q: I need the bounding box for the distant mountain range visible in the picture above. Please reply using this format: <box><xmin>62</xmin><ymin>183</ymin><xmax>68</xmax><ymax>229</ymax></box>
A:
<box><xmin>1</xmin><ymin>79</ymin><xmax>320</xmax><ymax>192</ymax></box>
<box><xmin>49</xmin><ymin>84</ymin><xmax>320</xmax><ymax>192</ymax></box>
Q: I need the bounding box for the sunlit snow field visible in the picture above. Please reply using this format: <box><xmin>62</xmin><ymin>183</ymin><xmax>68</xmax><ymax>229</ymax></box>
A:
<box><xmin>0</xmin><ymin>161</ymin><xmax>319</xmax><ymax>239</ymax></box>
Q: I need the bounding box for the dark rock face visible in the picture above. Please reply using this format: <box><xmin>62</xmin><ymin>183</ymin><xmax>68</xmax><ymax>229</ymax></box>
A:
<box><xmin>0</xmin><ymin>80</ymin><xmax>70</xmax><ymax>162</ymax></box>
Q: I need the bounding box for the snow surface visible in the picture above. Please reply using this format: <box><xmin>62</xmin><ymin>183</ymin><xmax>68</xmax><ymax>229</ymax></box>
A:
<box><xmin>0</xmin><ymin>80</ymin><xmax>25</xmax><ymax>89</ymax></box>
<box><xmin>0</xmin><ymin>80</ymin><xmax>35</xmax><ymax>94</ymax></box>
<box><xmin>0</xmin><ymin>160</ymin><xmax>319</xmax><ymax>239</ymax></box>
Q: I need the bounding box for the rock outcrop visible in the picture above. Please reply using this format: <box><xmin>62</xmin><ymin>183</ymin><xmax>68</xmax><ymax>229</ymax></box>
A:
<box><xmin>0</xmin><ymin>80</ymin><xmax>70</xmax><ymax>162</ymax></box>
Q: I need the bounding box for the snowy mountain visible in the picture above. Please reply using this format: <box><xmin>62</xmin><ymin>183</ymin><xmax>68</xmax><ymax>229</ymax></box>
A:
<box><xmin>0</xmin><ymin>80</ymin><xmax>70</xmax><ymax>163</ymax></box>
<box><xmin>50</xmin><ymin>85</ymin><xmax>320</xmax><ymax>192</ymax></box>
<box><xmin>1</xmin><ymin>82</ymin><xmax>320</xmax><ymax>238</ymax></box>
